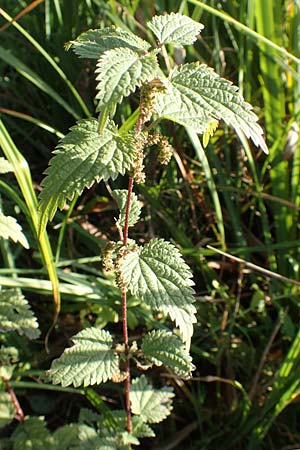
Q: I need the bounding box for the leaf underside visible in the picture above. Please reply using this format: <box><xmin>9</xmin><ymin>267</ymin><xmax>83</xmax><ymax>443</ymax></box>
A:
<box><xmin>95</xmin><ymin>47</ymin><xmax>160</xmax><ymax>114</ymax></box>
<box><xmin>119</xmin><ymin>238</ymin><xmax>196</xmax><ymax>346</ymax></box>
<box><xmin>0</xmin><ymin>289</ymin><xmax>40</xmax><ymax>339</ymax></box>
<box><xmin>0</xmin><ymin>156</ymin><xmax>13</xmax><ymax>174</ymax></box>
<box><xmin>69</xmin><ymin>27</ymin><xmax>150</xmax><ymax>59</ymax></box>
<box><xmin>155</xmin><ymin>63</ymin><xmax>268</xmax><ymax>153</ymax></box>
<box><xmin>48</xmin><ymin>328</ymin><xmax>119</xmax><ymax>387</ymax></box>
<box><xmin>0</xmin><ymin>213</ymin><xmax>29</xmax><ymax>249</ymax></box>
<box><xmin>148</xmin><ymin>12</ymin><xmax>204</xmax><ymax>46</ymax></box>
<box><xmin>38</xmin><ymin>118</ymin><xmax>136</xmax><ymax>234</ymax></box>
<box><xmin>141</xmin><ymin>329</ymin><xmax>195</xmax><ymax>377</ymax></box>
<box><xmin>131</xmin><ymin>375</ymin><xmax>174</xmax><ymax>424</ymax></box>
<box><xmin>112</xmin><ymin>189</ymin><xmax>142</xmax><ymax>228</ymax></box>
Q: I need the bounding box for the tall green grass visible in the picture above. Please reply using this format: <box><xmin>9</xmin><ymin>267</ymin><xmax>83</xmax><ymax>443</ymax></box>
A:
<box><xmin>1</xmin><ymin>1</ymin><xmax>300</xmax><ymax>448</ymax></box>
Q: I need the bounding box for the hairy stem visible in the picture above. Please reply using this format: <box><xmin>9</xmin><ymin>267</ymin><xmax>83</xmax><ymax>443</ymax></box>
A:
<box><xmin>122</xmin><ymin>177</ymin><xmax>134</xmax><ymax>434</ymax></box>
<box><xmin>3</xmin><ymin>376</ymin><xmax>25</xmax><ymax>422</ymax></box>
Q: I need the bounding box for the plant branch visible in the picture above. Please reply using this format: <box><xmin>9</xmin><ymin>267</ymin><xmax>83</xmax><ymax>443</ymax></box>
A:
<box><xmin>3</xmin><ymin>376</ymin><xmax>25</xmax><ymax>422</ymax></box>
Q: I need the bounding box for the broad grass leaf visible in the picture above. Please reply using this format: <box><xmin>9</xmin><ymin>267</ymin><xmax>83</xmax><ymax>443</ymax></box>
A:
<box><xmin>48</xmin><ymin>328</ymin><xmax>119</xmax><ymax>387</ymax></box>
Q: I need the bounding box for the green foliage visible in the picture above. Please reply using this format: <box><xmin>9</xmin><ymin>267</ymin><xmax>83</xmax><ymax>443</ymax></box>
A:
<box><xmin>112</xmin><ymin>190</ymin><xmax>142</xmax><ymax>228</ymax></box>
<box><xmin>141</xmin><ymin>329</ymin><xmax>195</xmax><ymax>376</ymax></box>
<box><xmin>0</xmin><ymin>213</ymin><xmax>29</xmax><ymax>249</ymax></box>
<box><xmin>95</xmin><ymin>48</ymin><xmax>160</xmax><ymax>114</ymax></box>
<box><xmin>0</xmin><ymin>392</ymin><xmax>15</xmax><ymax>428</ymax></box>
<box><xmin>154</xmin><ymin>63</ymin><xmax>268</xmax><ymax>153</ymax></box>
<box><xmin>119</xmin><ymin>238</ymin><xmax>196</xmax><ymax>346</ymax></box>
<box><xmin>11</xmin><ymin>417</ymin><xmax>55</xmax><ymax>450</ymax></box>
<box><xmin>69</xmin><ymin>27</ymin><xmax>150</xmax><ymax>59</ymax></box>
<box><xmin>48</xmin><ymin>328</ymin><xmax>119</xmax><ymax>387</ymax></box>
<box><xmin>38</xmin><ymin>119</ymin><xmax>137</xmax><ymax>234</ymax></box>
<box><xmin>0</xmin><ymin>157</ymin><xmax>13</xmax><ymax>174</ymax></box>
<box><xmin>130</xmin><ymin>375</ymin><xmax>174</xmax><ymax>424</ymax></box>
<box><xmin>0</xmin><ymin>289</ymin><xmax>40</xmax><ymax>339</ymax></box>
<box><xmin>148</xmin><ymin>12</ymin><xmax>204</xmax><ymax>46</ymax></box>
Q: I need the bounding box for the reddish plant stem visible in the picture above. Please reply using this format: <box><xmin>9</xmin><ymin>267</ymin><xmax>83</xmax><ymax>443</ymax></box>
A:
<box><xmin>122</xmin><ymin>177</ymin><xmax>134</xmax><ymax>434</ymax></box>
<box><xmin>3</xmin><ymin>376</ymin><xmax>25</xmax><ymax>422</ymax></box>
<box><xmin>122</xmin><ymin>110</ymin><xmax>143</xmax><ymax>434</ymax></box>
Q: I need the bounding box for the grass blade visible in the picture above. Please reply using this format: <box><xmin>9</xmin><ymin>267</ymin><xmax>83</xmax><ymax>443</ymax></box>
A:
<box><xmin>0</xmin><ymin>7</ymin><xmax>90</xmax><ymax>117</ymax></box>
<box><xmin>0</xmin><ymin>119</ymin><xmax>60</xmax><ymax>318</ymax></box>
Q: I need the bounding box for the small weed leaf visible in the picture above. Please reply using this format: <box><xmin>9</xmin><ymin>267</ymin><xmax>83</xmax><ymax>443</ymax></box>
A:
<box><xmin>155</xmin><ymin>63</ymin><xmax>268</xmax><ymax>153</ymax></box>
<box><xmin>0</xmin><ymin>392</ymin><xmax>15</xmax><ymax>428</ymax></box>
<box><xmin>48</xmin><ymin>328</ymin><xmax>119</xmax><ymax>387</ymax></box>
<box><xmin>112</xmin><ymin>189</ymin><xmax>142</xmax><ymax>228</ymax></box>
<box><xmin>119</xmin><ymin>238</ymin><xmax>196</xmax><ymax>345</ymax></box>
<box><xmin>38</xmin><ymin>118</ymin><xmax>136</xmax><ymax>234</ymax></box>
<box><xmin>0</xmin><ymin>213</ymin><xmax>29</xmax><ymax>249</ymax></box>
<box><xmin>95</xmin><ymin>48</ymin><xmax>161</xmax><ymax>115</ymax></box>
<box><xmin>141</xmin><ymin>329</ymin><xmax>195</xmax><ymax>377</ymax></box>
<box><xmin>68</xmin><ymin>27</ymin><xmax>150</xmax><ymax>59</ymax></box>
<box><xmin>0</xmin><ymin>157</ymin><xmax>13</xmax><ymax>174</ymax></box>
<box><xmin>148</xmin><ymin>12</ymin><xmax>204</xmax><ymax>46</ymax></box>
<box><xmin>0</xmin><ymin>289</ymin><xmax>40</xmax><ymax>339</ymax></box>
<box><xmin>12</xmin><ymin>417</ymin><xmax>55</xmax><ymax>450</ymax></box>
<box><xmin>130</xmin><ymin>375</ymin><xmax>174</xmax><ymax>424</ymax></box>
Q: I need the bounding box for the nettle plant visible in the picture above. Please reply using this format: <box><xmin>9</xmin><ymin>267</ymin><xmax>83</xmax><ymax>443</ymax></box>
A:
<box><xmin>38</xmin><ymin>13</ymin><xmax>267</xmax><ymax>448</ymax></box>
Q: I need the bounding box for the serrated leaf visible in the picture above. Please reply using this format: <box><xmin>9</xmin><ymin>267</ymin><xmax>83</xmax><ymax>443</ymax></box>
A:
<box><xmin>112</xmin><ymin>189</ymin><xmax>142</xmax><ymax>228</ymax></box>
<box><xmin>148</xmin><ymin>12</ymin><xmax>203</xmax><ymax>46</ymax></box>
<box><xmin>119</xmin><ymin>238</ymin><xmax>196</xmax><ymax>345</ymax></box>
<box><xmin>38</xmin><ymin>118</ymin><xmax>136</xmax><ymax>234</ymax></box>
<box><xmin>69</xmin><ymin>27</ymin><xmax>150</xmax><ymax>59</ymax></box>
<box><xmin>95</xmin><ymin>48</ymin><xmax>160</xmax><ymax>114</ymax></box>
<box><xmin>48</xmin><ymin>328</ymin><xmax>119</xmax><ymax>387</ymax></box>
<box><xmin>0</xmin><ymin>392</ymin><xmax>15</xmax><ymax>428</ymax></box>
<box><xmin>0</xmin><ymin>157</ymin><xmax>13</xmax><ymax>174</ymax></box>
<box><xmin>141</xmin><ymin>330</ymin><xmax>195</xmax><ymax>377</ymax></box>
<box><xmin>0</xmin><ymin>289</ymin><xmax>40</xmax><ymax>339</ymax></box>
<box><xmin>0</xmin><ymin>213</ymin><xmax>29</xmax><ymax>249</ymax></box>
<box><xmin>155</xmin><ymin>63</ymin><xmax>268</xmax><ymax>153</ymax></box>
<box><xmin>0</xmin><ymin>346</ymin><xmax>19</xmax><ymax>380</ymax></box>
<box><xmin>12</xmin><ymin>417</ymin><xmax>55</xmax><ymax>450</ymax></box>
<box><xmin>131</xmin><ymin>375</ymin><xmax>174</xmax><ymax>424</ymax></box>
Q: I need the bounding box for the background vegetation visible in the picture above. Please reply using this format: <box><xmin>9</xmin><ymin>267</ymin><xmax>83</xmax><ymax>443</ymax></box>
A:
<box><xmin>0</xmin><ymin>0</ymin><xmax>299</xmax><ymax>448</ymax></box>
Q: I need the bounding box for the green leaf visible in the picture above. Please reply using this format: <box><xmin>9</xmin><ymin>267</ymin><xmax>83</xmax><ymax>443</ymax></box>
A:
<box><xmin>0</xmin><ymin>392</ymin><xmax>15</xmax><ymax>428</ymax></box>
<box><xmin>0</xmin><ymin>213</ymin><xmax>29</xmax><ymax>249</ymax></box>
<box><xmin>95</xmin><ymin>48</ymin><xmax>160</xmax><ymax>114</ymax></box>
<box><xmin>131</xmin><ymin>375</ymin><xmax>174</xmax><ymax>424</ymax></box>
<box><xmin>69</xmin><ymin>27</ymin><xmax>150</xmax><ymax>59</ymax></box>
<box><xmin>0</xmin><ymin>289</ymin><xmax>40</xmax><ymax>339</ymax></box>
<box><xmin>112</xmin><ymin>189</ymin><xmax>142</xmax><ymax>228</ymax></box>
<box><xmin>48</xmin><ymin>328</ymin><xmax>119</xmax><ymax>387</ymax></box>
<box><xmin>38</xmin><ymin>118</ymin><xmax>137</xmax><ymax>234</ymax></box>
<box><xmin>119</xmin><ymin>238</ymin><xmax>196</xmax><ymax>346</ymax></box>
<box><xmin>148</xmin><ymin>12</ymin><xmax>204</xmax><ymax>46</ymax></box>
<box><xmin>141</xmin><ymin>330</ymin><xmax>195</xmax><ymax>377</ymax></box>
<box><xmin>155</xmin><ymin>63</ymin><xmax>268</xmax><ymax>153</ymax></box>
<box><xmin>12</xmin><ymin>417</ymin><xmax>55</xmax><ymax>450</ymax></box>
<box><xmin>0</xmin><ymin>157</ymin><xmax>13</xmax><ymax>174</ymax></box>
<box><xmin>53</xmin><ymin>424</ymin><xmax>103</xmax><ymax>450</ymax></box>
<box><xmin>0</xmin><ymin>346</ymin><xmax>19</xmax><ymax>380</ymax></box>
